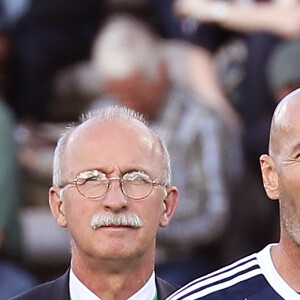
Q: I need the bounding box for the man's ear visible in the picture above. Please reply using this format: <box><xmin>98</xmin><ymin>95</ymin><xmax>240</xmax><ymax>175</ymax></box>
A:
<box><xmin>159</xmin><ymin>186</ymin><xmax>179</xmax><ymax>228</ymax></box>
<box><xmin>49</xmin><ymin>187</ymin><xmax>67</xmax><ymax>228</ymax></box>
<box><xmin>260</xmin><ymin>154</ymin><xmax>279</xmax><ymax>200</ymax></box>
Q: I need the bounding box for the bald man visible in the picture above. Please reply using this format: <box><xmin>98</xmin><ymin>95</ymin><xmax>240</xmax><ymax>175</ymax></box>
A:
<box><xmin>167</xmin><ymin>88</ymin><xmax>300</xmax><ymax>299</ymax></box>
<box><xmin>11</xmin><ymin>106</ymin><xmax>179</xmax><ymax>300</ymax></box>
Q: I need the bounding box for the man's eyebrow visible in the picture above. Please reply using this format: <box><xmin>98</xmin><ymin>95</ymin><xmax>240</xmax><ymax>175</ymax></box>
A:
<box><xmin>121</xmin><ymin>167</ymin><xmax>149</xmax><ymax>174</ymax></box>
<box><xmin>77</xmin><ymin>169</ymin><xmax>106</xmax><ymax>178</ymax></box>
<box><xmin>123</xmin><ymin>171</ymin><xmax>149</xmax><ymax>177</ymax></box>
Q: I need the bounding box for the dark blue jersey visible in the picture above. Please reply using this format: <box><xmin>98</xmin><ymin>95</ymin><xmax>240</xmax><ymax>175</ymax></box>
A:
<box><xmin>167</xmin><ymin>244</ymin><xmax>300</xmax><ymax>300</ymax></box>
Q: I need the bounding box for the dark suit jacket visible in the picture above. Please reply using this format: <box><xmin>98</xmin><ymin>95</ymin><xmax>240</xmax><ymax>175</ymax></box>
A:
<box><xmin>10</xmin><ymin>270</ymin><xmax>178</xmax><ymax>300</ymax></box>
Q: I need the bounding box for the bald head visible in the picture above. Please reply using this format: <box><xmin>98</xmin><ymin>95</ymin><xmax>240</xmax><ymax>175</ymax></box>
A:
<box><xmin>260</xmin><ymin>88</ymin><xmax>300</xmax><ymax>248</ymax></box>
<box><xmin>269</xmin><ymin>88</ymin><xmax>300</xmax><ymax>158</ymax></box>
<box><xmin>52</xmin><ymin>106</ymin><xmax>172</xmax><ymax>189</ymax></box>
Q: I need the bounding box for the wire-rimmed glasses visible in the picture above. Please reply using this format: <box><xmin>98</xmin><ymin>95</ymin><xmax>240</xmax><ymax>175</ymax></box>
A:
<box><xmin>59</xmin><ymin>170</ymin><xmax>165</xmax><ymax>200</ymax></box>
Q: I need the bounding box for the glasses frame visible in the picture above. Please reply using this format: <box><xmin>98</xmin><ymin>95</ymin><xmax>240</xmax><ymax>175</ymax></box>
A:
<box><xmin>59</xmin><ymin>170</ymin><xmax>166</xmax><ymax>200</ymax></box>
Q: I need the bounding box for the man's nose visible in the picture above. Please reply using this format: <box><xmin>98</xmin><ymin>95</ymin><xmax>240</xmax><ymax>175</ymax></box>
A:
<box><xmin>102</xmin><ymin>179</ymin><xmax>128</xmax><ymax>212</ymax></box>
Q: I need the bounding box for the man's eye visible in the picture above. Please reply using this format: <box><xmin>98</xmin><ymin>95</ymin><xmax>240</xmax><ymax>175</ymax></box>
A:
<box><xmin>130</xmin><ymin>177</ymin><xmax>147</xmax><ymax>183</ymax></box>
<box><xmin>86</xmin><ymin>176</ymin><xmax>100</xmax><ymax>182</ymax></box>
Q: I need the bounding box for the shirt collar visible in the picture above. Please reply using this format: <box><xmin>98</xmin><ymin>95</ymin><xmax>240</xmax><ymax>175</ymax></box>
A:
<box><xmin>257</xmin><ymin>244</ymin><xmax>300</xmax><ymax>299</ymax></box>
<box><xmin>69</xmin><ymin>268</ymin><xmax>156</xmax><ymax>300</ymax></box>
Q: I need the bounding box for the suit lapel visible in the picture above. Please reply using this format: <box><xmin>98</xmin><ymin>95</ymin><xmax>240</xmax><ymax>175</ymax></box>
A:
<box><xmin>155</xmin><ymin>276</ymin><xmax>179</xmax><ymax>300</ymax></box>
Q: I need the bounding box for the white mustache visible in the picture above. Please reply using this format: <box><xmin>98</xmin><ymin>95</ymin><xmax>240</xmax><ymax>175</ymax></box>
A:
<box><xmin>90</xmin><ymin>212</ymin><xmax>144</xmax><ymax>230</ymax></box>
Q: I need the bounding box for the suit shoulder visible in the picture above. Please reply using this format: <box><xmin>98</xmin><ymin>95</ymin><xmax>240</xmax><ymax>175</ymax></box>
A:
<box><xmin>10</xmin><ymin>281</ymin><xmax>55</xmax><ymax>299</ymax></box>
<box><xmin>10</xmin><ymin>271</ymin><xmax>69</xmax><ymax>300</ymax></box>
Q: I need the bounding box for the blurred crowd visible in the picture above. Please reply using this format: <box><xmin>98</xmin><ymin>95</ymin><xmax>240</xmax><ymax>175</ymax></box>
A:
<box><xmin>1</xmin><ymin>0</ymin><xmax>300</xmax><ymax>298</ymax></box>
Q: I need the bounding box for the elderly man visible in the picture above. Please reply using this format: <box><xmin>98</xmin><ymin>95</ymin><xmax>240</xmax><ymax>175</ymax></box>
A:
<box><xmin>167</xmin><ymin>88</ymin><xmax>300</xmax><ymax>299</ymax></box>
<box><xmin>90</xmin><ymin>14</ymin><xmax>240</xmax><ymax>285</ymax></box>
<box><xmin>11</xmin><ymin>106</ymin><xmax>179</xmax><ymax>300</ymax></box>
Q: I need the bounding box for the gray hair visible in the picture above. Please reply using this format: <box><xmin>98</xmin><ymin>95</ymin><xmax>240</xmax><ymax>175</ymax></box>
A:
<box><xmin>91</xmin><ymin>14</ymin><xmax>162</xmax><ymax>86</ymax></box>
<box><xmin>52</xmin><ymin>106</ymin><xmax>172</xmax><ymax>188</ymax></box>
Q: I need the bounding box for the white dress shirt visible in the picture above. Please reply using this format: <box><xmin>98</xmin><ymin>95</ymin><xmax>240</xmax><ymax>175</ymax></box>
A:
<box><xmin>69</xmin><ymin>268</ymin><xmax>156</xmax><ymax>300</ymax></box>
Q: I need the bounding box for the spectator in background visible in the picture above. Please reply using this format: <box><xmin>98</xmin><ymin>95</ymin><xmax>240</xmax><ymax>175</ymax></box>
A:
<box><xmin>172</xmin><ymin>0</ymin><xmax>300</xmax><ymax>261</ymax></box>
<box><xmin>174</xmin><ymin>0</ymin><xmax>300</xmax><ymax>168</ymax></box>
<box><xmin>167</xmin><ymin>88</ymin><xmax>300</xmax><ymax>300</ymax></box>
<box><xmin>5</xmin><ymin>0</ymin><xmax>108</xmax><ymax>122</ymax></box>
<box><xmin>0</xmin><ymin>98</ymin><xmax>37</xmax><ymax>299</ymax></box>
<box><xmin>0</xmin><ymin>10</ymin><xmax>38</xmax><ymax>293</ymax></box>
<box><xmin>0</xmin><ymin>1</ymin><xmax>26</xmax><ymax>260</ymax></box>
<box><xmin>0</xmin><ymin>99</ymin><xmax>20</xmax><ymax>259</ymax></box>
<box><xmin>90</xmin><ymin>14</ymin><xmax>243</xmax><ymax>285</ymax></box>
<box><xmin>146</xmin><ymin>0</ymin><xmax>242</xmax><ymax>134</ymax></box>
<box><xmin>175</xmin><ymin>0</ymin><xmax>300</xmax><ymax>38</ymax></box>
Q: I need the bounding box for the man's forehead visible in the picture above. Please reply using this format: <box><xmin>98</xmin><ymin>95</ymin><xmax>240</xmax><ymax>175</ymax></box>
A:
<box><xmin>61</xmin><ymin>116</ymin><xmax>165</xmax><ymax>180</ymax></box>
<box><xmin>273</xmin><ymin>94</ymin><xmax>300</xmax><ymax>130</ymax></box>
<box><xmin>69</xmin><ymin>117</ymin><xmax>144</xmax><ymax>141</ymax></box>
<box><xmin>270</xmin><ymin>90</ymin><xmax>300</xmax><ymax>155</ymax></box>
<box><xmin>65</xmin><ymin>117</ymin><xmax>162</xmax><ymax>159</ymax></box>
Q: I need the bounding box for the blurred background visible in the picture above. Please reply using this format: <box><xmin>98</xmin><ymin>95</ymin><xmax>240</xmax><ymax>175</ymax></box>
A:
<box><xmin>1</xmin><ymin>0</ymin><xmax>300</xmax><ymax>297</ymax></box>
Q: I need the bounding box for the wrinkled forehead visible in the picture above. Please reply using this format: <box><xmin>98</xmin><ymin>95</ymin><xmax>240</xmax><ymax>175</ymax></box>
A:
<box><xmin>63</xmin><ymin>117</ymin><xmax>164</xmax><ymax>174</ymax></box>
